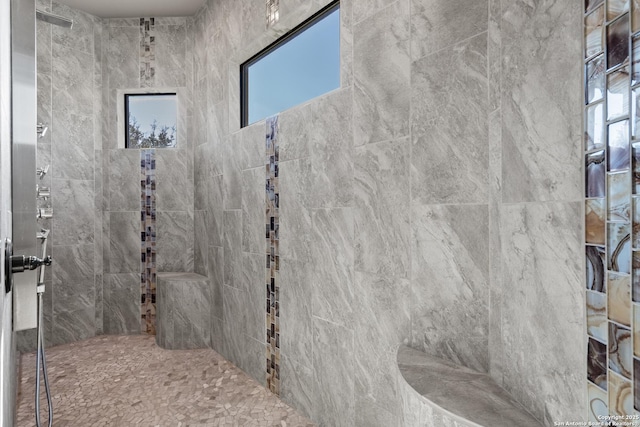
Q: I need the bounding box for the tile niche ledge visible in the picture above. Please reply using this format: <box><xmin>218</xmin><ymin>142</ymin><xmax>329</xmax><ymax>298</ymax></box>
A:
<box><xmin>397</xmin><ymin>345</ymin><xmax>542</xmax><ymax>427</ymax></box>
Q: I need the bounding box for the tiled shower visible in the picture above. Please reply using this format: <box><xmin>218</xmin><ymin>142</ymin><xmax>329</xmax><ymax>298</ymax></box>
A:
<box><xmin>6</xmin><ymin>0</ymin><xmax>591</xmax><ymax>425</ymax></box>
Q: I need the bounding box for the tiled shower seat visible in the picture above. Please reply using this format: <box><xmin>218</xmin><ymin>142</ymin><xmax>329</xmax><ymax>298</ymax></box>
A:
<box><xmin>397</xmin><ymin>345</ymin><xmax>542</xmax><ymax>427</ymax></box>
<box><xmin>156</xmin><ymin>272</ymin><xmax>211</xmax><ymax>349</ymax></box>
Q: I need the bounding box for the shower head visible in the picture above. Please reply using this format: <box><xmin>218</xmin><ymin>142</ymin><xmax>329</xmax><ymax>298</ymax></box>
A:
<box><xmin>36</xmin><ymin>9</ymin><xmax>73</xmax><ymax>29</ymax></box>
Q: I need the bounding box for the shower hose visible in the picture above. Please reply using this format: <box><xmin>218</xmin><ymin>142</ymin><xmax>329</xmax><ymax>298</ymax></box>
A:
<box><xmin>35</xmin><ymin>230</ymin><xmax>52</xmax><ymax>427</ymax></box>
<box><xmin>35</xmin><ymin>290</ymin><xmax>52</xmax><ymax>427</ymax></box>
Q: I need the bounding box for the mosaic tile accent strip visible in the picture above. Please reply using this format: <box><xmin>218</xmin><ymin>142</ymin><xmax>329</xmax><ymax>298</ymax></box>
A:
<box><xmin>584</xmin><ymin>0</ymin><xmax>640</xmax><ymax>418</ymax></box>
<box><xmin>589</xmin><ymin>381</ymin><xmax>609</xmax><ymax>422</ymax></box>
<box><xmin>140</xmin><ymin>18</ymin><xmax>156</xmax><ymax>87</ymax></box>
<box><xmin>141</xmin><ymin>149</ymin><xmax>157</xmax><ymax>335</ymax></box>
<box><xmin>266</xmin><ymin>0</ymin><xmax>280</xmax><ymax>28</ymax></box>
<box><xmin>265</xmin><ymin>116</ymin><xmax>280</xmax><ymax>395</ymax></box>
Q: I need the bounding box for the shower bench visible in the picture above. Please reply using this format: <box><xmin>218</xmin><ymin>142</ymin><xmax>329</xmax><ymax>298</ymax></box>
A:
<box><xmin>155</xmin><ymin>272</ymin><xmax>211</xmax><ymax>350</ymax></box>
<box><xmin>397</xmin><ymin>345</ymin><xmax>543</xmax><ymax>427</ymax></box>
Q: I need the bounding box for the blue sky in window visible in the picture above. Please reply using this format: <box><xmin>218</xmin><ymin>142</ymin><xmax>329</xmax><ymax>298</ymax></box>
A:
<box><xmin>247</xmin><ymin>7</ymin><xmax>340</xmax><ymax>124</ymax></box>
<box><xmin>128</xmin><ymin>94</ymin><xmax>177</xmax><ymax>136</ymax></box>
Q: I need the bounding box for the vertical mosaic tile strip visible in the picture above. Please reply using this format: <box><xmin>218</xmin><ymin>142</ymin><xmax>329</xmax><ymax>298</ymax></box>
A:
<box><xmin>585</xmin><ymin>0</ymin><xmax>640</xmax><ymax>417</ymax></box>
<box><xmin>140</xmin><ymin>18</ymin><xmax>156</xmax><ymax>87</ymax></box>
<box><xmin>141</xmin><ymin>149</ymin><xmax>157</xmax><ymax>335</ymax></box>
<box><xmin>265</xmin><ymin>116</ymin><xmax>280</xmax><ymax>394</ymax></box>
<box><xmin>266</xmin><ymin>0</ymin><xmax>280</xmax><ymax>28</ymax></box>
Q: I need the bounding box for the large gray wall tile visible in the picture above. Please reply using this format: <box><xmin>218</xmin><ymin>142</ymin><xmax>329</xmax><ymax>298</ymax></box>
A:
<box><xmin>411</xmin><ymin>204</ymin><xmax>490</xmax><ymax>373</ymax></box>
<box><xmin>280</xmin><ymin>258</ymin><xmax>313</xmax><ymax>368</ymax></box>
<box><xmin>208</xmin><ymin>245</ymin><xmax>223</xmax><ymax>319</ymax></box>
<box><xmin>239</xmin><ymin>122</ymin><xmax>265</xmax><ymax>170</ymax></box>
<box><xmin>108</xmin><ymin>211</ymin><xmax>139</xmax><ymax>274</ymax></box>
<box><xmin>353</xmin><ymin>271</ymin><xmax>410</xmax><ymax>417</ymax></box>
<box><xmin>103</xmin><ymin>273</ymin><xmax>139</xmax><ymax>334</ymax></box>
<box><xmin>223</xmin><ymin>134</ymin><xmax>242</xmax><ymax>209</ymax></box>
<box><xmin>241</xmin><ymin>167</ymin><xmax>263</xmax><ymax>254</ymax></box>
<box><xmin>354</xmin><ymin>138</ymin><xmax>410</xmax><ymax>278</ymax></box>
<box><xmin>223</xmin><ymin>210</ymin><xmax>242</xmax><ymax>286</ymax></box>
<box><xmin>222</xmin><ymin>284</ymin><xmax>247</xmax><ymax>366</ymax></box>
<box><xmin>52</xmin><ymin>179</ymin><xmax>94</xmax><ymax>245</ymax></box>
<box><xmin>241</xmin><ymin>252</ymin><xmax>266</xmax><ymax>342</ymax></box>
<box><xmin>499</xmin><ymin>202</ymin><xmax>583</xmax><ymax>421</ymax></box>
<box><xmin>207</xmin><ymin>175</ymin><xmax>224</xmax><ymax>247</ymax></box>
<box><xmin>353</xmin><ymin>1</ymin><xmax>410</xmax><ymax>145</ymax></box>
<box><xmin>52</xmin><ymin>46</ymin><xmax>93</xmax><ymax>119</ymax></box>
<box><xmin>154</xmin><ymin>24</ymin><xmax>187</xmax><ymax>87</ymax></box>
<box><xmin>156</xmin><ymin>210</ymin><xmax>194</xmax><ymax>272</ymax></box>
<box><xmin>501</xmin><ymin>1</ymin><xmax>582</xmax><ymax>203</ymax></box>
<box><xmin>106</xmin><ymin>27</ymin><xmax>139</xmax><ymax>89</ymax></box>
<box><xmin>411</xmin><ymin>33</ymin><xmax>489</xmax><ymax>205</ymax></box>
<box><xmin>312</xmin><ymin>317</ymin><xmax>355</xmax><ymax>427</ymax></box>
<box><xmin>281</xmin><ymin>354</ymin><xmax>314</xmax><ymax>420</ymax></box>
<box><xmin>243</xmin><ymin>337</ymin><xmax>266</xmax><ymax>387</ymax></box>
<box><xmin>411</xmin><ymin>0</ymin><xmax>488</xmax><ymax>61</ymax></box>
<box><xmin>51</xmin><ymin>1</ymin><xmax>96</xmax><ymax>54</ymax></box>
<box><xmin>156</xmin><ymin>148</ymin><xmax>193</xmax><ymax>211</ymax></box>
<box><xmin>279</xmin><ymin>158</ymin><xmax>314</xmax><ymax>263</ymax></box>
<box><xmin>52</xmin><ymin>306</ymin><xmax>95</xmax><ymax>346</ymax></box>
<box><xmin>51</xmin><ymin>112</ymin><xmax>94</xmax><ymax>180</ymax></box>
<box><xmin>108</xmin><ymin>149</ymin><xmax>140</xmax><ymax>211</ymax></box>
<box><xmin>311</xmin><ymin>208</ymin><xmax>354</xmax><ymax>327</ymax></box>
<box><xmin>356</xmin><ymin>399</ymin><xmax>400</xmax><ymax>427</ymax></box>
<box><xmin>52</xmin><ymin>244</ymin><xmax>94</xmax><ymax>287</ymax></box>
<box><xmin>94</xmin><ymin>273</ymin><xmax>103</xmax><ymax>334</ymax></box>
<box><xmin>194</xmin><ymin>210</ymin><xmax>208</xmax><ymax>275</ymax></box>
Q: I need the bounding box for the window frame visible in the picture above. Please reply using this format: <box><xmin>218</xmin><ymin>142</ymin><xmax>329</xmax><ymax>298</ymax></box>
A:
<box><xmin>121</xmin><ymin>90</ymin><xmax>178</xmax><ymax>149</ymax></box>
<box><xmin>240</xmin><ymin>0</ymin><xmax>340</xmax><ymax>128</ymax></box>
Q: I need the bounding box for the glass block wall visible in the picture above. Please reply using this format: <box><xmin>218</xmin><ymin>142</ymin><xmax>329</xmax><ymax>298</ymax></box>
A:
<box><xmin>585</xmin><ymin>0</ymin><xmax>640</xmax><ymax>419</ymax></box>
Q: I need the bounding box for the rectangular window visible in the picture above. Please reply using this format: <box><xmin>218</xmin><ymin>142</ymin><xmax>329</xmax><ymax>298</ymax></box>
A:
<box><xmin>125</xmin><ymin>93</ymin><xmax>177</xmax><ymax>148</ymax></box>
<box><xmin>240</xmin><ymin>1</ymin><xmax>340</xmax><ymax>127</ymax></box>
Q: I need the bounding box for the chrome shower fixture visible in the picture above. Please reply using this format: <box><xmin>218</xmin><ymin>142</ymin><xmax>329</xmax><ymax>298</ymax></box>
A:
<box><xmin>37</xmin><ymin>208</ymin><xmax>53</xmax><ymax>220</ymax></box>
<box><xmin>35</xmin><ymin>9</ymin><xmax>73</xmax><ymax>29</ymax></box>
<box><xmin>36</xmin><ymin>165</ymin><xmax>49</xmax><ymax>180</ymax></box>
<box><xmin>36</xmin><ymin>123</ymin><xmax>48</xmax><ymax>139</ymax></box>
<box><xmin>36</xmin><ymin>185</ymin><xmax>50</xmax><ymax>200</ymax></box>
<box><xmin>36</xmin><ymin>228</ymin><xmax>50</xmax><ymax>241</ymax></box>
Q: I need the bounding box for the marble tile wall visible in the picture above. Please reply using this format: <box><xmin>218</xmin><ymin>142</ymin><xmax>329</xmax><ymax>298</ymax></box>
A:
<box><xmin>15</xmin><ymin>5</ymin><xmax>193</xmax><ymax>344</ymax></box>
<box><xmin>192</xmin><ymin>0</ymin><xmax>584</xmax><ymax>425</ymax></box>
<box><xmin>102</xmin><ymin>16</ymin><xmax>193</xmax><ymax>335</ymax></box>
<box><xmin>16</xmin><ymin>0</ymin><xmax>102</xmax><ymax>351</ymax></box>
<box><xmin>497</xmin><ymin>1</ymin><xmax>584</xmax><ymax>422</ymax></box>
<box><xmin>15</xmin><ymin>0</ymin><xmax>584</xmax><ymax>424</ymax></box>
<box><xmin>583</xmin><ymin>0</ymin><xmax>640</xmax><ymax>420</ymax></box>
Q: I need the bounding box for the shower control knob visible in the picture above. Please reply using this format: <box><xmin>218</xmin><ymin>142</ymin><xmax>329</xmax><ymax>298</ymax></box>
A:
<box><xmin>11</xmin><ymin>255</ymin><xmax>52</xmax><ymax>274</ymax></box>
<box><xmin>36</xmin><ymin>185</ymin><xmax>50</xmax><ymax>200</ymax></box>
<box><xmin>37</xmin><ymin>208</ymin><xmax>53</xmax><ymax>219</ymax></box>
<box><xmin>36</xmin><ymin>165</ymin><xmax>50</xmax><ymax>179</ymax></box>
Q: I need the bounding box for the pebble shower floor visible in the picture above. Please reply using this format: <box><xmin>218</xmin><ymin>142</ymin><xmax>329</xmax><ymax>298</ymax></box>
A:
<box><xmin>15</xmin><ymin>335</ymin><xmax>315</xmax><ymax>426</ymax></box>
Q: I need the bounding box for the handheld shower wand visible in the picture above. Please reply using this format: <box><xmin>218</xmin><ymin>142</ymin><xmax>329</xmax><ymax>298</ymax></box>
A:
<box><xmin>35</xmin><ymin>228</ymin><xmax>52</xmax><ymax>427</ymax></box>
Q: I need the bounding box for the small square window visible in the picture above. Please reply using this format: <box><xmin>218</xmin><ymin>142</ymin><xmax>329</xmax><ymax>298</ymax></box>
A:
<box><xmin>125</xmin><ymin>93</ymin><xmax>177</xmax><ymax>148</ymax></box>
